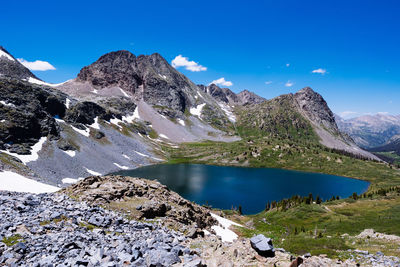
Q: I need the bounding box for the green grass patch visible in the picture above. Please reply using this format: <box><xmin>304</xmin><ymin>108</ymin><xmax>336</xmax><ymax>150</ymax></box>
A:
<box><xmin>2</xmin><ymin>234</ymin><xmax>24</xmax><ymax>247</ymax></box>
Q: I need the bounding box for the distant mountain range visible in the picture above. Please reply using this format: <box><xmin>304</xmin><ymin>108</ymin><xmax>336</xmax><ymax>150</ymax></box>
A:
<box><xmin>0</xmin><ymin>46</ymin><xmax>380</xmax><ymax>186</ymax></box>
<box><xmin>335</xmin><ymin>114</ymin><xmax>400</xmax><ymax>149</ymax></box>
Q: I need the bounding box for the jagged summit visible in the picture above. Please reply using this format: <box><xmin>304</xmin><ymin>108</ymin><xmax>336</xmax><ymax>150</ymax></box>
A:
<box><xmin>294</xmin><ymin>86</ymin><xmax>337</xmax><ymax>132</ymax></box>
<box><xmin>237</xmin><ymin>89</ymin><xmax>266</xmax><ymax>105</ymax></box>
<box><xmin>0</xmin><ymin>46</ymin><xmax>39</xmax><ymax>81</ymax></box>
<box><xmin>198</xmin><ymin>84</ymin><xmax>265</xmax><ymax>106</ymax></box>
<box><xmin>65</xmin><ymin>50</ymin><xmax>203</xmax><ymax>113</ymax></box>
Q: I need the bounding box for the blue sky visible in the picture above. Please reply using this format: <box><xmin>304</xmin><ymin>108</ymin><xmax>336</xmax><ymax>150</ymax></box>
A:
<box><xmin>1</xmin><ymin>0</ymin><xmax>399</xmax><ymax>118</ymax></box>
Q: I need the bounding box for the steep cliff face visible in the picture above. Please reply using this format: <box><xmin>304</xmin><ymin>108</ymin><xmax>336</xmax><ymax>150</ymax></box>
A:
<box><xmin>294</xmin><ymin>87</ymin><xmax>338</xmax><ymax>132</ymax></box>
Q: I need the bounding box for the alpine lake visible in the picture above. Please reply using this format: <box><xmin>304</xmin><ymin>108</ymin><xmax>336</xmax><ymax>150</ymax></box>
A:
<box><xmin>114</xmin><ymin>163</ymin><xmax>370</xmax><ymax>214</ymax></box>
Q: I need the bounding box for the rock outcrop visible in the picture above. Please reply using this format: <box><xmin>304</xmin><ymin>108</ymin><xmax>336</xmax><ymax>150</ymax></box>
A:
<box><xmin>198</xmin><ymin>84</ymin><xmax>265</xmax><ymax>106</ymax></box>
<box><xmin>63</xmin><ymin>175</ymin><xmax>217</xmax><ymax>230</ymax></box>
<box><xmin>0</xmin><ymin>46</ymin><xmax>39</xmax><ymax>81</ymax></box>
<box><xmin>75</xmin><ymin>50</ymin><xmax>199</xmax><ymax>114</ymax></box>
<box><xmin>250</xmin><ymin>234</ymin><xmax>275</xmax><ymax>257</ymax></box>
<box><xmin>237</xmin><ymin>89</ymin><xmax>266</xmax><ymax>105</ymax></box>
<box><xmin>0</xmin><ymin>78</ymin><xmax>66</xmax><ymax>151</ymax></box>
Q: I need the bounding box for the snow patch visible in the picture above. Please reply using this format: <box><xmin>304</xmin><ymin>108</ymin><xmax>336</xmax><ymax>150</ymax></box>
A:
<box><xmin>62</xmin><ymin>177</ymin><xmax>83</xmax><ymax>184</ymax></box>
<box><xmin>210</xmin><ymin>213</ymin><xmax>242</xmax><ymax>242</ymax></box>
<box><xmin>110</xmin><ymin>108</ymin><xmax>140</xmax><ymax>128</ymax></box>
<box><xmin>71</xmin><ymin>125</ymin><xmax>90</xmax><ymax>137</ymax></box>
<box><xmin>28</xmin><ymin>77</ymin><xmax>51</xmax><ymax>86</ymax></box>
<box><xmin>134</xmin><ymin>151</ymin><xmax>149</xmax><ymax>157</ymax></box>
<box><xmin>90</xmin><ymin>117</ymin><xmax>100</xmax><ymax>130</ymax></box>
<box><xmin>190</xmin><ymin>103</ymin><xmax>206</xmax><ymax>116</ymax></box>
<box><xmin>134</xmin><ymin>151</ymin><xmax>163</xmax><ymax>161</ymax></box>
<box><xmin>0</xmin><ymin>100</ymin><xmax>16</xmax><ymax>108</ymax></box>
<box><xmin>120</xmin><ymin>88</ymin><xmax>130</xmax><ymax>97</ymax></box>
<box><xmin>159</xmin><ymin>134</ymin><xmax>170</xmax><ymax>139</ymax></box>
<box><xmin>177</xmin><ymin>119</ymin><xmax>185</xmax><ymax>126</ymax></box>
<box><xmin>63</xmin><ymin>150</ymin><xmax>76</xmax><ymax>157</ymax></box>
<box><xmin>0</xmin><ymin>50</ymin><xmax>14</xmax><ymax>61</ymax></box>
<box><xmin>110</xmin><ymin>118</ymin><xmax>123</xmax><ymax>129</ymax></box>
<box><xmin>113</xmin><ymin>163</ymin><xmax>129</xmax><ymax>170</ymax></box>
<box><xmin>122</xmin><ymin>154</ymin><xmax>131</xmax><ymax>160</ymax></box>
<box><xmin>196</xmin><ymin>91</ymin><xmax>205</xmax><ymax>100</ymax></box>
<box><xmin>0</xmin><ymin>137</ymin><xmax>47</xmax><ymax>165</ymax></box>
<box><xmin>132</xmin><ymin>106</ymin><xmax>140</xmax><ymax>120</ymax></box>
<box><xmin>0</xmin><ymin>171</ymin><xmax>59</xmax><ymax>193</ymax></box>
<box><xmin>85</xmin><ymin>168</ymin><xmax>101</xmax><ymax>176</ymax></box>
<box><xmin>65</xmin><ymin>98</ymin><xmax>71</xmax><ymax>109</ymax></box>
<box><xmin>92</xmin><ymin>89</ymin><xmax>98</xmax><ymax>94</ymax></box>
<box><xmin>27</xmin><ymin>77</ymin><xmax>68</xmax><ymax>87</ymax></box>
<box><xmin>218</xmin><ymin>103</ymin><xmax>236</xmax><ymax>122</ymax></box>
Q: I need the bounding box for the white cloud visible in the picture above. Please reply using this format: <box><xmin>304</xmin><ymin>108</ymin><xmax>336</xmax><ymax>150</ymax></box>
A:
<box><xmin>171</xmin><ymin>55</ymin><xmax>207</xmax><ymax>72</ymax></box>
<box><xmin>18</xmin><ymin>58</ymin><xmax>56</xmax><ymax>71</ymax></box>
<box><xmin>286</xmin><ymin>63</ymin><xmax>290</xmax><ymax>67</ymax></box>
<box><xmin>339</xmin><ymin>111</ymin><xmax>358</xmax><ymax>118</ymax></box>
<box><xmin>377</xmin><ymin>111</ymin><xmax>389</xmax><ymax>115</ymax></box>
<box><xmin>312</xmin><ymin>68</ymin><xmax>327</xmax><ymax>75</ymax></box>
<box><xmin>209</xmin><ymin>77</ymin><xmax>233</xmax><ymax>87</ymax></box>
<box><xmin>285</xmin><ymin>81</ymin><xmax>294</xmax><ymax>87</ymax></box>
<box><xmin>265</xmin><ymin>81</ymin><xmax>273</xmax><ymax>85</ymax></box>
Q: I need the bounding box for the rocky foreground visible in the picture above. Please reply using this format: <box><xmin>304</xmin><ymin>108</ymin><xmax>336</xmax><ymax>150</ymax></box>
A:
<box><xmin>0</xmin><ymin>191</ymin><xmax>206</xmax><ymax>266</ymax></box>
<box><xmin>1</xmin><ymin>176</ymin><xmax>400</xmax><ymax>266</ymax></box>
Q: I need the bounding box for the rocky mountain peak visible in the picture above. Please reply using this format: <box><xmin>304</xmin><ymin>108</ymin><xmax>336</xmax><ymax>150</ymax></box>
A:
<box><xmin>0</xmin><ymin>46</ymin><xmax>39</xmax><ymax>81</ymax></box>
<box><xmin>237</xmin><ymin>89</ymin><xmax>266</xmax><ymax>105</ymax></box>
<box><xmin>76</xmin><ymin>50</ymin><xmax>141</xmax><ymax>94</ymax></box>
<box><xmin>294</xmin><ymin>87</ymin><xmax>337</xmax><ymax>131</ymax></box>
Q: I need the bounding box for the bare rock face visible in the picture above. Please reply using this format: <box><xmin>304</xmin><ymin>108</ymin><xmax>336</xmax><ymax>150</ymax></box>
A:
<box><xmin>64</xmin><ymin>101</ymin><xmax>113</xmax><ymax>125</ymax></box>
<box><xmin>0</xmin><ymin>46</ymin><xmax>39</xmax><ymax>81</ymax></box>
<box><xmin>294</xmin><ymin>87</ymin><xmax>338</xmax><ymax>133</ymax></box>
<box><xmin>76</xmin><ymin>51</ymin><xmax>198</xmax><ymax>114</ymax></box>
<box><xmin>0</xmin><ymin>78</ymin><xmax>66</xmax><ymax>150</ymax></box>
<box><xmin>77</xmin><ymin>50</ymin><xmax>142</xmax><ymax>94</ymax></box>
<box><xmin>237</xmin><ymin>89</ymin><xmax>266</xmax><ymax>105</ymax></box>
<box><xmin>64</xmin><ymin>175</ymin><xmax>217</xmax><ymax>230</ymax></box>
<box><xmin>250</xmin><ymin>234</ymin><xmax>275</xmax><ymax>257</ymax></box>
<box><xmin>199</xmin><ymin>84</ymin><xmax>265</xmax><ymax>106</ymax></box>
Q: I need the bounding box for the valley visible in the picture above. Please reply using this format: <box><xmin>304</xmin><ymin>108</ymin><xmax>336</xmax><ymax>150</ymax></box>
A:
<box><xmin>0</xmin><ymin>45</ymin><xmax>400</xmax><ymax>266</ymax></box>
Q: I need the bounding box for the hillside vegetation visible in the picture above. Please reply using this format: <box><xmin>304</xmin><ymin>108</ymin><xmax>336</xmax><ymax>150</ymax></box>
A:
<box><xmin>164</xmin><ymin>97</ymin><xmax>400</xmax><ymax>258</ymax></box>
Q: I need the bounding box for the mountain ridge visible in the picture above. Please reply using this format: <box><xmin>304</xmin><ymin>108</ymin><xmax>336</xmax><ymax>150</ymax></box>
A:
<box><xmin>336</xmin><ymin>113</ymin><xmax>400</xmax><ymax>148</ymax></box>
<box><xmin>0</xmin><ymin>46</ymin><xmax>380</xmax><ymax>186</ymax></box>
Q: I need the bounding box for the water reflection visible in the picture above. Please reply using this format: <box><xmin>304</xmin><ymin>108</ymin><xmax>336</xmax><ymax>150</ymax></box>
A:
<box><xmin>114</xmin><ymin>164</ymin><xmax>370</xmax><ymax>214</ymax></box>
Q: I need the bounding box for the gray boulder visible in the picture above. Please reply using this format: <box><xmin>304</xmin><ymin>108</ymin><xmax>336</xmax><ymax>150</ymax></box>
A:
<box><xmin>250</xmin><ymin>234</ymin><xmax>275</xmax><ymax>257</ymax></box>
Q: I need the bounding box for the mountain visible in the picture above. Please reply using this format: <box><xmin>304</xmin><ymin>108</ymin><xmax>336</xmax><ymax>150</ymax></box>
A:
<box><xmin>237</xmin><ymin>89</ymin><xmax>266</xmax><ymax>105</ymax></box>
<box><xmin>0</xmin><ymin>46</ymin><xmax>379</xmax><ymax>188</ymax></box>
<box><xmin>197</xmin><ymin>84</ymin><xmax>266</xmax><ymax>106</ymax></box>
<box><xmin>369</xmin><ymin>136</ymin><xmax>400</xmax><ymax>164</ymax></box>
<box><xmin>0</xmin><ymin>46</ymin><xmax>40</xmax><ymax>81</ymax></box>
<box><xmin>56</xmin><ymin>50</ymin><xmax>243</xmax><ymax>137</ymax></box>
<box><xmin>236</xmin><ymin>87</ymin><xmax>378</xmax><ymax>160</ymax></box>
<box><xmin>336</xmin><ymin>113</ymin><xmax>400</xmax><ymax>148</ymax></box>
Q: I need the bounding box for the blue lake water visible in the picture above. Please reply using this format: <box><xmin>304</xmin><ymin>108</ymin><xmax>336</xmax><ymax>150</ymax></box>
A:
<box><xmin>114</xmin><ymin>164</ymin><xmax>370</xmax><ymax>214</ymax></box>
